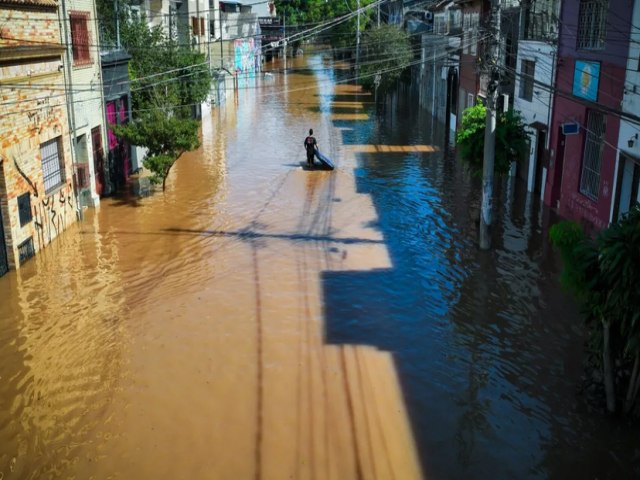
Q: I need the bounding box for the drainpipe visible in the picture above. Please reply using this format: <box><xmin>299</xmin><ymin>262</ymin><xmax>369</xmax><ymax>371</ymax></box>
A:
<box><xmin>59</xmin><ymin>0</ymin><xmax>83</xmax><ymax>220</ymax></box>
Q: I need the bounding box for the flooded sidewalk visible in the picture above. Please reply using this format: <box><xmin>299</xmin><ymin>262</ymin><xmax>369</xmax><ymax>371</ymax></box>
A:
<box><xmin>0</xmin><ymin>58</ymin><xmax>423</xmax><ymax>478</ymax></box>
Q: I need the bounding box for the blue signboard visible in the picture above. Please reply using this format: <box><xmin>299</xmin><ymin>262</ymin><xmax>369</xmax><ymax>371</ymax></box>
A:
<box><xmin>573</xmin><ymin>60</ymin><xmax>600</xmax><ymax>101</ymax></box>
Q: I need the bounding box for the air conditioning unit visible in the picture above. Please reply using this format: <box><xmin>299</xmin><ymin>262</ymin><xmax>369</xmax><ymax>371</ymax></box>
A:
<box><xmin>561</xmin><ymin>122</ymin><xmax>579</xmax><ymax>135</ymax></box>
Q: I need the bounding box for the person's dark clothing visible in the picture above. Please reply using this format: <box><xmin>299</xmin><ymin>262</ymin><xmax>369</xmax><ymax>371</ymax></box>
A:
<box><xmin>304</xmin><ymin>135</ymin><xmax>317</xmax><ymax>166</ymax></box>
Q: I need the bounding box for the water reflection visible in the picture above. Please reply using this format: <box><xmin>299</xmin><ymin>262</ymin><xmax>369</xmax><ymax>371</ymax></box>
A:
<box><xmin>322</xmin><ymin>80</ymin><xmax>639</xmax><ymax>478</ymax></box>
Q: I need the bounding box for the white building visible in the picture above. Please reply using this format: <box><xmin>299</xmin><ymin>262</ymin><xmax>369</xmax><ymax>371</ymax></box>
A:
<box><xmin>512</xmin><ymin>0</ymin><xmax>559</xmax><ymax>197</ymax></box>
<box><xmin>61</xmin><ymin>0</ymin><xmax>108</xmax><ymax>207</ymax></box>
<box><xmin>611</xmin><ymin>0</ymin><xmax>640</xmax><ymax>222</ymax></box>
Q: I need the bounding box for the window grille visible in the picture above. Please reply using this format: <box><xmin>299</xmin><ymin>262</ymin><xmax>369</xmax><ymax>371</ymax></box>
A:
<box><xmin>70</xmin><ymin>12</ymin><xmax>91</xmax><ymax>64</ymax></box>
<box><xmin>469</xmin><ymin>13</ymin><xmax>479</xmax><ymax>56</ymax></box>
<box><xmin>40</xmin><ymin>137</ymin><xmax>65</xmax><ymax>194</ymax></box>
<box><xmin>580</xmin><ymin>111</ymin><xmax>605</xmax><ymax>200</ymax></box>
<box><xmin>577</xmin><ymin>0</ymin><xmax>608</xmax><ymax>50</ymax></box>
<box><xmin>18</xmin><ymin>237</ymin><xmax>35</xmax><ymax>265</ymax></box>
<box><xmin>17</xmin><ymin>193</ymin><xmax>32</xmax><ymax>227</ymax></box>
<box><xmin>519</xmin><ymin>60</ymin><xmax>535</xmax><ymax>101</ymax></box>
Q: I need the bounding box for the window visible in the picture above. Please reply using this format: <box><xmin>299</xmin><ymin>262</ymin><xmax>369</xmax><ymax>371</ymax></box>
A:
<box><xmin>18</xmin><ymin>238</ymin><xmax>35</xmax><ymax>265</ymax></box>
<box><xmin>523</xmin><ymin>0</ymin><xmax>558</xmax><ymax>41</ymax></box>
<box><xmin>70</xmin><ymin>11</ymin><xmax>91</xmax><ymax>64</ymax></box>
<box><xmin>580</xmin><ymin>111</ymin><xmax>605</xmax><ymax>200</ymax></box>
<box><xmin>519</xmin><ymin>60</ymin><xmax>535</xmax><ymax>101</ymax></box>
<box><xmin>467</xmin><ymin>93</ymin><xmax>474</xmax><ymax>108</ymax></box>
<box><xmin>40</xmin><ymin>137</ymin><xmax>65</xmax><ymax>194</ymax></box>
<box><xmin>577</xmin><ymin>0</ymin><xmax>608</xmax><ymax>50</ymax></box>
<box><xmin>17</xmin><ymin>193</ymin><xmax>32</xmax><ymax>226</ymax></box>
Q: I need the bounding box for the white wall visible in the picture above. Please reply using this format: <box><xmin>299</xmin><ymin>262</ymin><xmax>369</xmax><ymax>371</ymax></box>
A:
<box><xmin>66</xmin><ymin>0</ymin><xmax>107</xmax><ymax>207</ymax></box>
<box><xmin>513</xmin><ymin>40</ymin><xmax>556</xmax><ymax>193</ymax></box>
<box><xmin>612</xmin><ymin>0</ymin><xmax>640</xmax><ymax>222</ymax></box>
<box><xmin>513</xmin><ymin>41</ymin><xmax>555</xmax><ymax>128</ymax></box>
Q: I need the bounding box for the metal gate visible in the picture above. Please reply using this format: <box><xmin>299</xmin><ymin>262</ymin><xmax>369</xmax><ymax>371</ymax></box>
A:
<box><xmin>0</xmin><ymin>211</ymin><xmax>8</xmax><ymax>277</ymax></box>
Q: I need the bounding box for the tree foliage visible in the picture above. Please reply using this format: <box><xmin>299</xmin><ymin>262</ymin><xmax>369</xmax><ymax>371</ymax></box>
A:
<box><xmin>550</xmin><ymin>205</ymin><xmax>640</xmax><ymax>415</ymax></box>
<box><xmin>96</xmin><ymin>3</ymin><xmax>212</xmax><ymax>191</ymax></box>
<box><xmin>112</xmin><ymin>110</ymin><xmax>200</xmax><ymax>191</ymax></box>
<box><xmin>455</xmin><ymin>103</ymin><xmax>530</xmax><ymax>176</ymax></box>
<box><xmin>274</xmin><ymin>0</ymin><xmax>376</xmax><ymax>51</ymax></box>
<box><xmin>358</xmin><ymin>25</ymin><xmax>412</xmax><ymax>93</ymax></box>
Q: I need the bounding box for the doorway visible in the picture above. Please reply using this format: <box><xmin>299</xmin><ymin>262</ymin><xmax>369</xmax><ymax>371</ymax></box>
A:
<box><xmin>612</xmin><ymin>154</ymin><xmax>640</xmax><ymax>222</ymax></box>
<box><xmin>92</xmin><ymin>127</ymin><xmax>105</xmax><ymax>196</ymax></box>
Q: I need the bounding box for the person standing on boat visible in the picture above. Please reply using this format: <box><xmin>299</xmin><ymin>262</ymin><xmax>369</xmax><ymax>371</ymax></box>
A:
<box><xmin>304</xmin><ymin>129</ymin><xmax>317</xmax><ymax>168</ymax></box>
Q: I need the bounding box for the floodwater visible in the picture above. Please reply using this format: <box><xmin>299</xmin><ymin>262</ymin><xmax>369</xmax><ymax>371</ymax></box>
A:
<box><xmin>0</xmin><ymin>55</ymin><xmax>638</xmax><ymax>479</ymax></box>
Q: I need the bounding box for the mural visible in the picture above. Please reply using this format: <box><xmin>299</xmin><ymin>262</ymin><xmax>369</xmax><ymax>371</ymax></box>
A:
<box><xmin>234</xmin><ymin>38</ymin><xmax>256</xmax><ymax>73</ymax></box>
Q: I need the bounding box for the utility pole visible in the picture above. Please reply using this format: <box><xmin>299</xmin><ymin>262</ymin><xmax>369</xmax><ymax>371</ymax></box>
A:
<box><xmin>479</xmin><ymin>0</ymin><xmax>501</xmax><ymax>250</ymax></box>
<box><xmin>377</xmin><ymin>0</ymin><xmax>380</xmax><ymax>27</ymax></box>
<box><xmin>219</xmin><ymin>5</ymin><xmax>224</xmax><ymax>68</ymax></box>
<box><xmin>283</xmin><ymin>13</ymin><xmax>287</xmax><ymax>70</ymax></box>
<box><xmin>356</xmin><ymin>0</ymin><xmax>361</xmax><ymax>79</ymax></box>
<box><xmin>115</xmin><ymin>0</ymin><xmax>120</xmax><ymax>48</ymax></box>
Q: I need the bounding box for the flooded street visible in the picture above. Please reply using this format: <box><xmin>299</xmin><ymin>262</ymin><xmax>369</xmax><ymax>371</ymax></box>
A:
<box><xmin>1</xmin><ymin>55</ymin><xmax>638</xmax><ymax>479</ymax></box>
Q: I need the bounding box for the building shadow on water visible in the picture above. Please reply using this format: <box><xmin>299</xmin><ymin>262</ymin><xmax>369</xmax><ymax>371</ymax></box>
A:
<box><xmin>317</xmin><ymin>87</ymin><xmax>639</xmax><ymax>479</ymax></box>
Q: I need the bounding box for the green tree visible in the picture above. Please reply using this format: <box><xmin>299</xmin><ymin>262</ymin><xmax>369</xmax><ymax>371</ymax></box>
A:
<box><xmin>358</xmin><ymin>25</ymin><xmax>412</xmax><ymax>93</ymax></box>
<box><xmin>455</xmin><ymin>103</ymin><xmax>530</xmax><ymax>176</ymax></box>
<box><xmin>550</xmin><ymin>205</ymin><xmax>640</xmax><ymax>414</ymax></box>
<box><xmin>112</xmin><ymin>110</ymin><xmax>200</xmax><ymax>191</ymax></box>
<box><xmin>98</xmin><ymin>10</ymin><xmax>212</xmax><ymax>192</ymax></box>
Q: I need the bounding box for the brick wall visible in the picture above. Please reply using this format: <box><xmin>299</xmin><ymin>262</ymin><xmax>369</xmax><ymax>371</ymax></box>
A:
<box><xmin>0</xmin><ymin>5</ymin><xmax>78</xmax><ymax>271</ymax></box>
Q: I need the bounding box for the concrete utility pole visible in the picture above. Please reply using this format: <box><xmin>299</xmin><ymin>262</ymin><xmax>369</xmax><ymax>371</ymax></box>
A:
<box><xmin>479</xmin><ymin>0</ymin><xmax>501</xmax><ymax>250</ymax></box>
<box><xmin>377</xmin><ymin>0</ymin><xmax>380</xmax><ymax>27</ymax></box>
<box><xmin>219</xmin><ymin>5</ymin><xmax>224</xmax><ymax>68</ymax></box>
<box><xmin>356</xmin><ymin>0</ymin><xmax>361</xmax><ymax>79</ymax></box>
<box><xmin>283</xmin><ymin>13</ymin><xmax>287</xmax><ymax>70</ymax></box>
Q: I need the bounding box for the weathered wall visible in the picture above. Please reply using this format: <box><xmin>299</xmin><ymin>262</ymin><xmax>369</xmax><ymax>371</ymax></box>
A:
<box><xmin>0</xmin><ymin>5</ymin><xmax>78</xmax><ymax>270</ymax></box>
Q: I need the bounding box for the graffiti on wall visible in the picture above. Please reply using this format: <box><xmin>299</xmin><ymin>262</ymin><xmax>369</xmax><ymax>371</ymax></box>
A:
<box><xmin>234</xmin><ymin>38</ymin><xmax>256</xmax><ymax>73</ymax></box>
<box><xmin>32</xmin><ymin>181</ymin><xmax>75</xmax><ymax>250</ymax></box>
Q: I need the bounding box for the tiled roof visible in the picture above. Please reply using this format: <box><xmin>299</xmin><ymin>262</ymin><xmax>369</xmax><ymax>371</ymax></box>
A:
<box><xmin>0</xmin><ymin>0</ymin><xmax>59</xmax><ymax>7</ymax></box>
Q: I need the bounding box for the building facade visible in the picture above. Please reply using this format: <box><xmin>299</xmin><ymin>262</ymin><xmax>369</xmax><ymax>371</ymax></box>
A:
<box><xmin>611</xmin><ymin>0</ymin><xmax>640</xmax><ymax>222</ymax></box>
<box><xmin>512</xmin><ymin>0</ymin><xmax>560</xmax><ymax>195</ymax></box>
<box><xmin>545</xmin><ymin>0</ymin><xmax>633</xmax><ymax>231</ymax></box>
<box><xmin>0</xmin><ymin>0</ymin><xmax>78</xmax><ymax>274</ymax></box>
<box><xmin>455</xmin><ymin>0</ymin><xmax>484</xmax><ymax>119</ymax></box>
<box><xmin>61</xmin><ymin>0</ymin><xmax>107</xmax><ymax>207</ymax></box>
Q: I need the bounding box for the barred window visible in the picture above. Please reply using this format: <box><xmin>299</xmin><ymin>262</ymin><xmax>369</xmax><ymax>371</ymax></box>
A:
<box><xmin>519</xmin><ymin>60</ymin><xmax>535</xmax><ymax>101</ymax></box>
<box><xmin>580</xmin><ymin>111</ymin><xmax>605</xmax><ymax>200</ymax></box>
<box><xmin>40</xmin><ymin>137</ymin><xmax>65</xmax><ymax>194</ymax></box>
<box><xmin>577</xmin><ymin>0</ymin><xmax>608</xmax><ymax>50</ymax></box>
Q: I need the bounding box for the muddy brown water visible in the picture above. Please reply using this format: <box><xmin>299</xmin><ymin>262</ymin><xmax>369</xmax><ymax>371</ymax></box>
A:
<box><xmin>0</xmin><ymin>55</ymin><xmax>638</xmax><ymax>479</ymax></box>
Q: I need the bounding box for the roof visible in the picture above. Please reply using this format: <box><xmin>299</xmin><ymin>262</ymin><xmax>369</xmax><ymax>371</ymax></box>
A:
<box><xmin>0</xmin><ymin>0</ymin><xmax>58</xmax><ymax>7</ymax></box>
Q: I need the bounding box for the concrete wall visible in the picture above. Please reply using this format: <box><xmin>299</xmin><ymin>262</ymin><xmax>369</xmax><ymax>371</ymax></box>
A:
<box><xmin>0</xmin><ymin>5</ymin><xmax>78</xmax><ymax>271</ymax></box>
